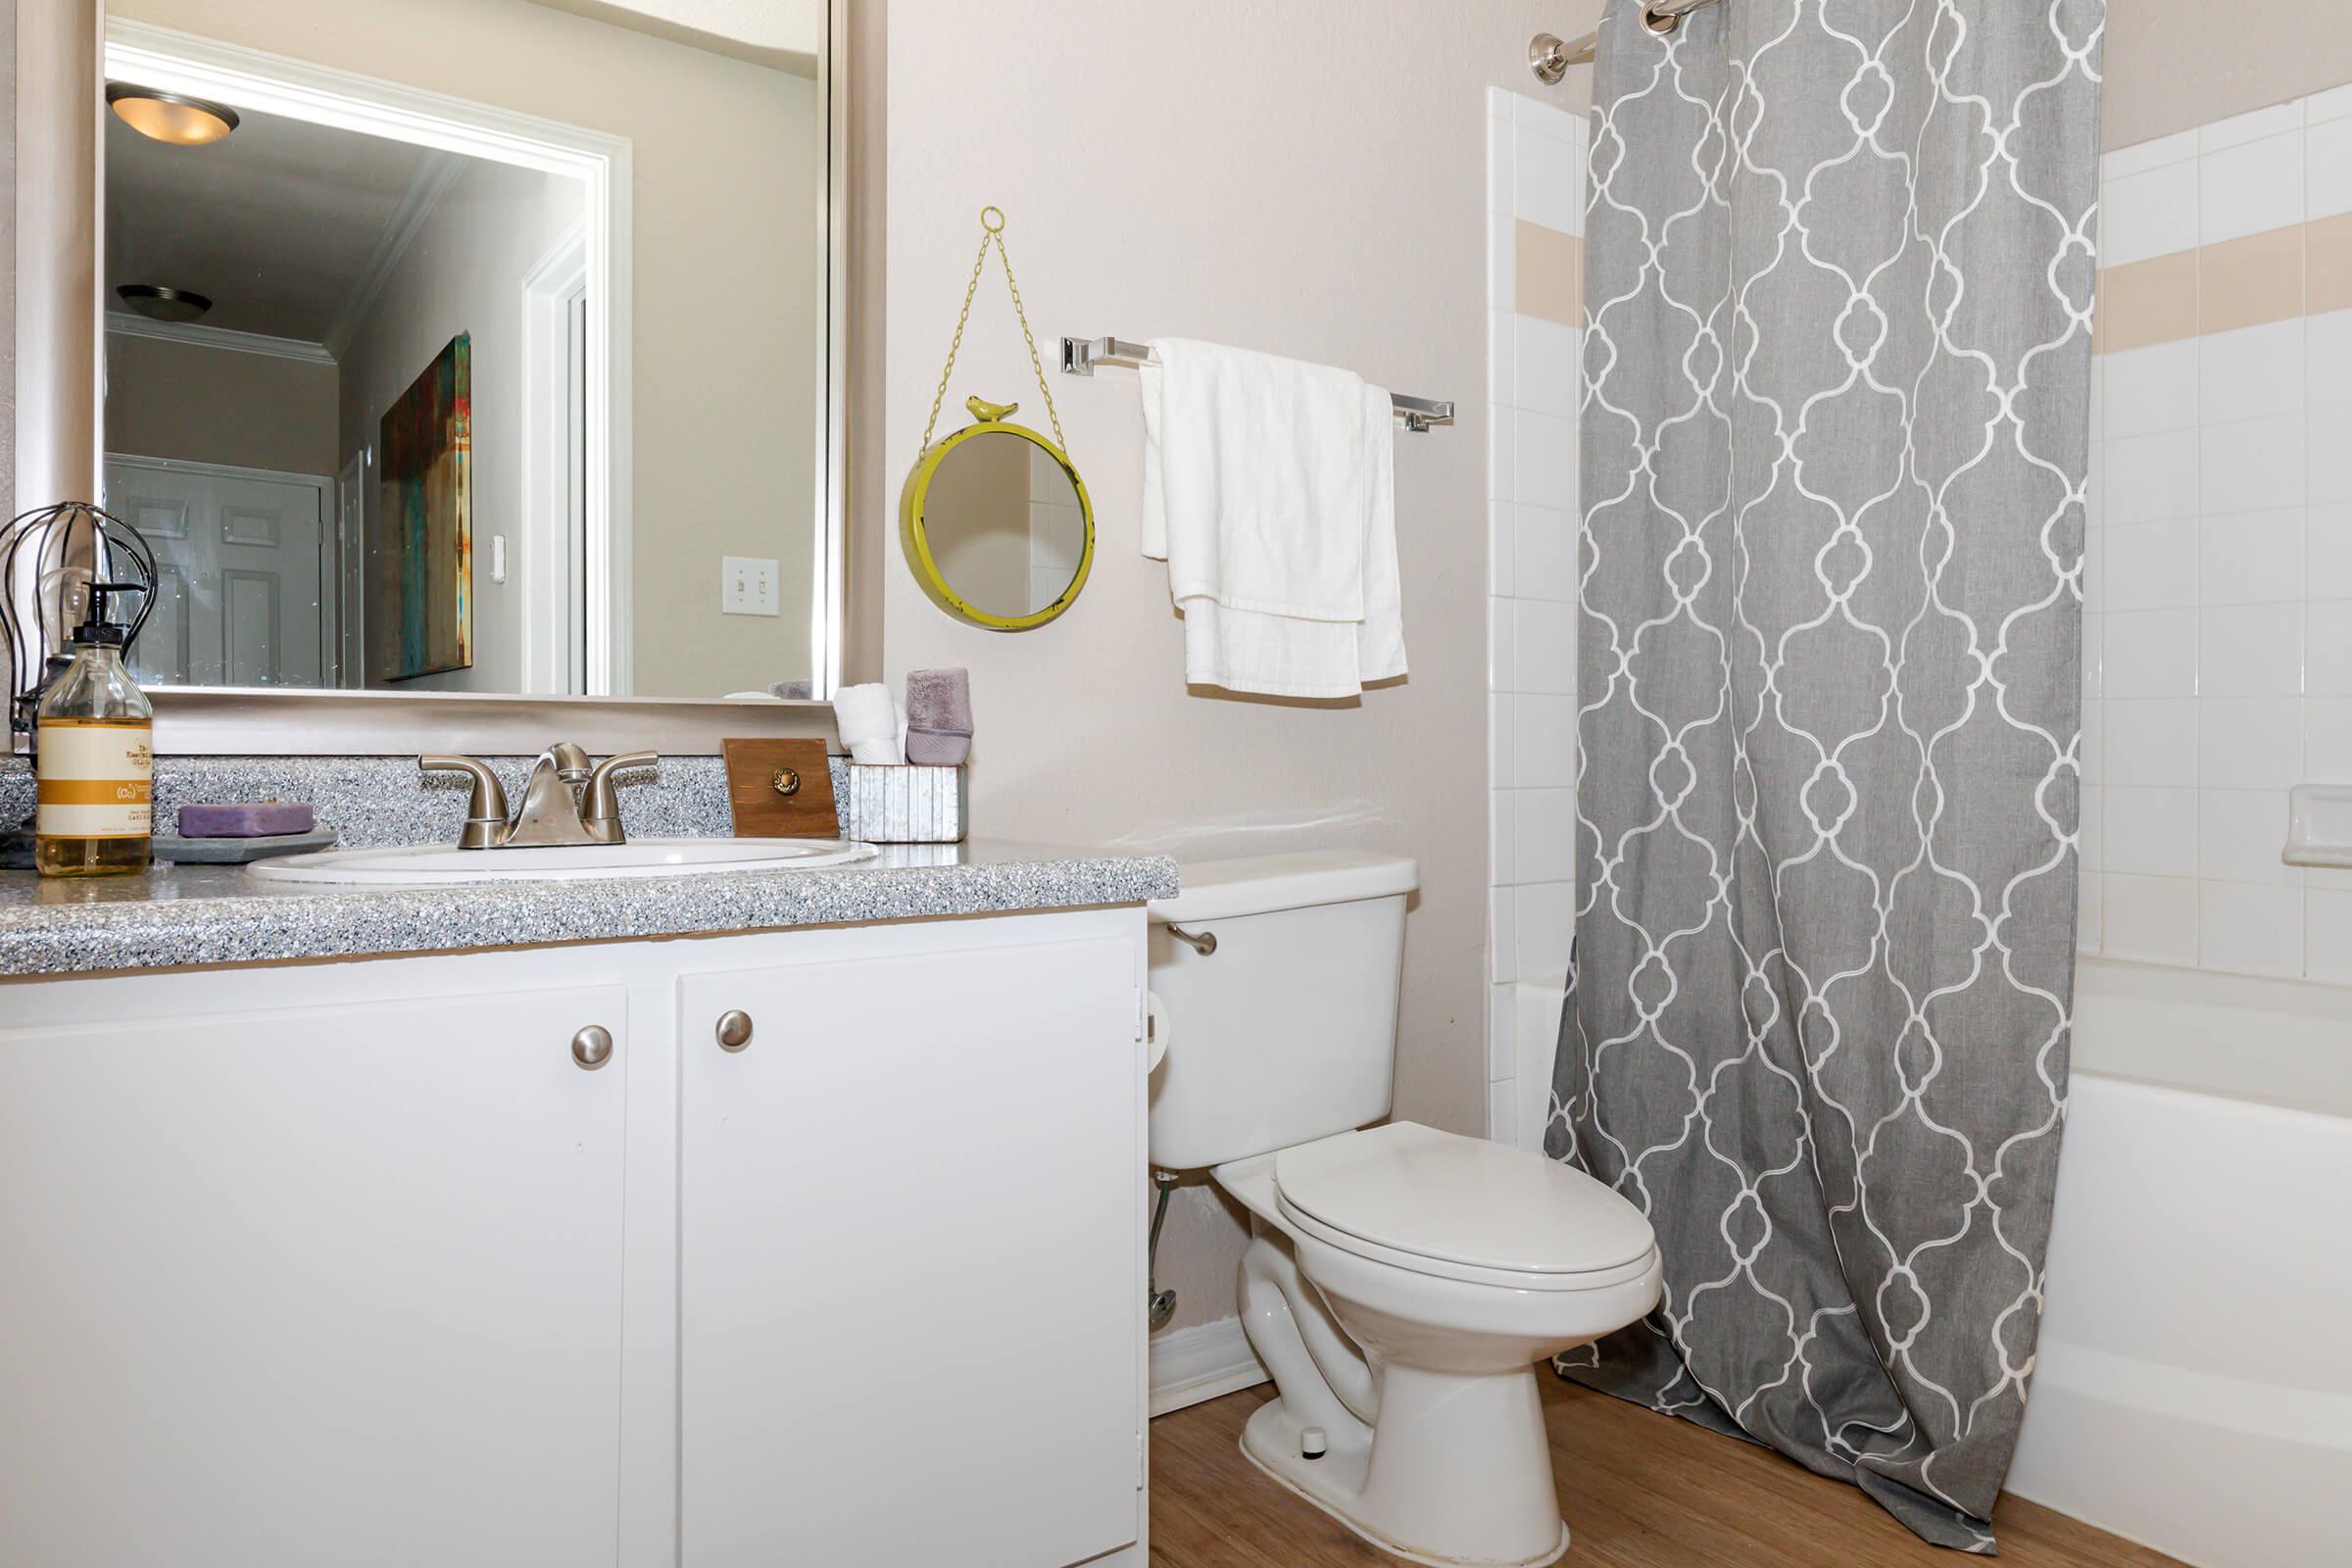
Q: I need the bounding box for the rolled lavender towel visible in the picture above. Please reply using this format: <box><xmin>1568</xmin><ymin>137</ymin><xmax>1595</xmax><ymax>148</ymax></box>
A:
<box><xmin>905</xmin><ymin>667</ymin><xmax>972</xmax><ymax>766</ymax></box>
<box><xmin>832</xmin><ymin>682</ymin><xmax>904</xmax><ymax>764</ymax></box>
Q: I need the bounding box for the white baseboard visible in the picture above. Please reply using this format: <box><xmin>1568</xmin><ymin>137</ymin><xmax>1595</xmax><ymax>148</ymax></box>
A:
<box><xmin>1149</xmin><ymin>1316</ymin><xmax>1268</xmax><ymax>1417</ymax></box>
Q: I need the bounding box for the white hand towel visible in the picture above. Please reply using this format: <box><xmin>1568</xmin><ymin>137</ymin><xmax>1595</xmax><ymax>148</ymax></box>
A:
<box><xmin>832</xmin><ymin>682</ymin><xmax>904</xmax><ymax>764</ymax></box>
<box><xmin>1140</xmin><ymin>340</ymin><xmax>1405</xmax><ymax>698</ymax></box>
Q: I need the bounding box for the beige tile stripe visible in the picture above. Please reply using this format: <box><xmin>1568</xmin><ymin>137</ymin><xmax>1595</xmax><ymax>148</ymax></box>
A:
<box><xmin>1525</xmin><ymin>214</ymin><xmax>2350</xmax><ymax>346</ymax></box>
<box><xmin>2313</xmin><ymin>213</ymin><xmax>2352</xmax><ymax>315</ymax></box>
<box><xmin>2095</xmin><ymin>216</ymin><xmax>2352</xmax><ymax>353</ymax></box>
<box><xmin>1515</xmin><ymin>219</ymin><xmax>1583</xmax><ymax>327</ymax></box>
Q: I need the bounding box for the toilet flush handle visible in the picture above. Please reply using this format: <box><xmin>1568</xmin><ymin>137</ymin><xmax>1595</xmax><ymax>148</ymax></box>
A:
<box><xmin>1165</xmin><ymin>924</ymin><xmax>1217</xmax><ymax>956</ymax></box>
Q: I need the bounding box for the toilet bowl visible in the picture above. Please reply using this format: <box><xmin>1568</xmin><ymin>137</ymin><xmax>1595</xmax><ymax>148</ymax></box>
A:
<box><xmin>1214</xmin><ymin>1126</ymin><xmax>1660</xmax><ymax>1567</ymax></box>
<box><xmin>1149</xmin><ymin>852</ymin><xmax>1661</xmax><ymax>1567</ymax></box>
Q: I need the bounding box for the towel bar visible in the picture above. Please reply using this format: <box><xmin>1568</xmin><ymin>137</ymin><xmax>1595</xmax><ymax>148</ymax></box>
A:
<box><xmin>1058</xmin><ymin>336</ymin><xmax>1455</xmax><ymax>432</ymax></box>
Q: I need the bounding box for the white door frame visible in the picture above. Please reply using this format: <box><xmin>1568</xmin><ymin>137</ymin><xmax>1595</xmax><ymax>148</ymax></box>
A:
<box><xmin>100</xmin><ymin>20</ymin><xmax>636</xmax><ymax>697</ymax></box>
<box><xmin>518</xmin><ymin>223</ymin><xmax>598</xmax><ymax>696</ymax></box>
<box><xmin>337</xmin><ymin>452</ymin><xmax>368</xmax><ymax>690</ymax></box>
<box><xmin>102</xmin><ymin>452</ymin><xmax>338</xmax><ymax>687</ymax></box>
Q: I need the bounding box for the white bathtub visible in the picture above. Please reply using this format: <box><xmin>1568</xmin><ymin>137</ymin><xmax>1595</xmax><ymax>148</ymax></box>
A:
<box><xmin>2005</xmin><ymin>956</ymin><xmax>2352</xmax><ymax>1568</ymax></box>
<box><xmin>1512</xmin><ymin>957</ymin><xmax>2352</xmax><ymax>1567</ymax></box>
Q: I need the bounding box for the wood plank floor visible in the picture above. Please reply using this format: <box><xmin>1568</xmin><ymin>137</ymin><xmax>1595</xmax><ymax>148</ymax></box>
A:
<box><xmin>1150</xmin><ymin>1378</ymin><xmax>2184</xmax><ymax>1568</ymax></box>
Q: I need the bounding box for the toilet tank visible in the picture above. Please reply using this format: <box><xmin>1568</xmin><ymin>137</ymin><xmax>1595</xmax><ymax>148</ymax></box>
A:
<box><xmin>1147</xmin><ymin>849</ymin><xmax>1417</xmax><ymax>1170</ymax></box>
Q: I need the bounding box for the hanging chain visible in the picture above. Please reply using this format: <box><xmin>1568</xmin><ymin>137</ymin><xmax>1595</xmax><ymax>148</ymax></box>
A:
<box><xmin>916</xmin><ymin>206</ymin><xmax>1065</xmax><ymax>458</ymax></box>
<box><xmin>995</xmin><ymin>228</ymin><xmax>1065</xmax><ymax>452</ymax></box>
<box><xmin>916</xmin><ymin>227</ymin><xmax>992</xmax><ymax>457</ymax></box>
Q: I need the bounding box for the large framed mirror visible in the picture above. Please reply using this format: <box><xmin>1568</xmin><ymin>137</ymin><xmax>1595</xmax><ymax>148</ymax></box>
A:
<box><xmin>66</xmin><ymin>0</ymin><xmax>843</xmax><ymax>727</ymax></box>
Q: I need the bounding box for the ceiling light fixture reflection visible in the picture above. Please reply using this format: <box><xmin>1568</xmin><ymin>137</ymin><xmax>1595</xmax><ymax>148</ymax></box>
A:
<box><xmin>116</xmin><ymin>284</ymin><xmax>214</xmax><ymax>323</ymax></box>
<box><xmin>107</xmin><ymin>82</ymin><xmax>241</xmax><ymax>146</ymax></box>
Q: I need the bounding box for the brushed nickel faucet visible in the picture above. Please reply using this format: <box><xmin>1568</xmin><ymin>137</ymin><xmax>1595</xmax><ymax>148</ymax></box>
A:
<box><xmin>419</xmin><ymin>745</ymin><xmax>658</xmax><ymax>850</ymax></box>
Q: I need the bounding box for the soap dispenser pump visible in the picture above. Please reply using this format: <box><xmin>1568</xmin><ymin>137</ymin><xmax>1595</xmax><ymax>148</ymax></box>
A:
<box><xmin>34</xmin><ymin>582</ymin><xmax>155</xmax><ymax>877</ymax></box>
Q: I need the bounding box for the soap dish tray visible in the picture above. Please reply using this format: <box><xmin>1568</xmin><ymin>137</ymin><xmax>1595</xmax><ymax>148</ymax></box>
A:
<box><xmin>153</xmin><ymin>830</ymin><xmax>339</xmax><ymax>864</ymax></box>
<box><xmin>2282</xmin><ymin>783</ymin><xmax>2352</xmax><ymax>868</ymax></box>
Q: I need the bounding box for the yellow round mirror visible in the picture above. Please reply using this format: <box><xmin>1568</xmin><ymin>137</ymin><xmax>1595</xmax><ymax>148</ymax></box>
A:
<box><xmin>901</xmin><ymin>411</ymin><xmax>1094</xmax><ymax>631</ymax></box>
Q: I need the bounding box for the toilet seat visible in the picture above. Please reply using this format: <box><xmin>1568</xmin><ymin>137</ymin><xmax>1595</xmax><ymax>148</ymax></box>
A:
<box><xmin>1273</xmin><ymin>1122</ymin><xmax>1658</xmax><ymax>1292</ymax></box>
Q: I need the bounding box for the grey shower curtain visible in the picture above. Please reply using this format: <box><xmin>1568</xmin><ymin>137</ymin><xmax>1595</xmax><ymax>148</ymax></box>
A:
<box><xmin>1549</xmin><ymin>0</ymin><xmax>2100</xmax><ymax>1550</ymax></box>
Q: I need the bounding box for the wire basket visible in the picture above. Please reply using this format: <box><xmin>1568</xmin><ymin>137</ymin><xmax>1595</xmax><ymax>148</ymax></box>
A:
<box><xmin>1</xmin><ymin>502</ymin><xmax>157</xmax><ymax>748</ymax></box>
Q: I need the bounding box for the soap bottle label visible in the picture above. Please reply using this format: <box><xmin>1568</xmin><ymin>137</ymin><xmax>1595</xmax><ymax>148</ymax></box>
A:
<box><xmin>35</xmin><ymin>717</ymin><xmax>155</xmax><ymax>839</ymax></box>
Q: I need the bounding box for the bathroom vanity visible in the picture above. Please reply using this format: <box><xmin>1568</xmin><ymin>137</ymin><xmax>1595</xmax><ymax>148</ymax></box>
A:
<box><xmin>0</xmin><ymin>843</ymin><xmax>1174</xmax><ymax>1567</ymax></box>
<box><xmin>0</xmin><ymin>0</ymin><xmax>1172</xmax><ymax>1557</ymax></box>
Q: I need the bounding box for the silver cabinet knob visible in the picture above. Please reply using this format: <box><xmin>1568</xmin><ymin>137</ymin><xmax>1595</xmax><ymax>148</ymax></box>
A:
<box><xmin>715</xmin><ymin>1009</ymin><xmax>754</xmax><ymax>1052</ymax></box>
<box><xmin>571</xmin><ymin>1024</ymin><xmax>613</xmax><ymax>1071</ymax></box>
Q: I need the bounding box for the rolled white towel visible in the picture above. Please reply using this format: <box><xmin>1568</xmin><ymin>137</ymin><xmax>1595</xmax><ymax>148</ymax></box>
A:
<box><xmin>832</xmin><ymin>682</ymin><xmax>904</xmax><ymax>764</ymax></box>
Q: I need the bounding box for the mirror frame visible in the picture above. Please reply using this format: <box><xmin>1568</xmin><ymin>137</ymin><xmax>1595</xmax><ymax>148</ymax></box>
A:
<box><xmin>900</xmin><ymin>420</ymin><xmax>1095</xmax><ymax>633</ymax></box>
<box><xmin>11</xmin><ymin>0</ymin><xmax>852</xmax><ymax>755</ymax></box>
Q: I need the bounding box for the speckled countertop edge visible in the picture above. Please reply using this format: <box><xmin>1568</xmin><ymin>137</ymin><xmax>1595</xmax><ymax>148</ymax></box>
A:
<box><xmin>0</xmin><ymin>848</ymin><xmax>1181</xmax><ymax>980</ymax></box>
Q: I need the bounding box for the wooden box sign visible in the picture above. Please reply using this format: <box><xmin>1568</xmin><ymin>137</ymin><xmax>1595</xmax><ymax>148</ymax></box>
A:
<box><xmin>719</xmin><ymin>738</ymin><xmax>839</xmax><ymax>838</ymax></box>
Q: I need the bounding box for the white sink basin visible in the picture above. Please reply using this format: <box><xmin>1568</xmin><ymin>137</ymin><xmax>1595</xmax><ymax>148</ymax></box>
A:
<box><xmin>247</xmin><ymin>836</ymin><xmax>880</xmax><ymax>886</ymax></box>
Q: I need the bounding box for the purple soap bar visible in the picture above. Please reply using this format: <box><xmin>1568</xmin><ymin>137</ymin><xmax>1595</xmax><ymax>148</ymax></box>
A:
<box><xmin>176</xmin><ymin>802</ymin><xmax>317</xmax><ymax>838</ymax></box>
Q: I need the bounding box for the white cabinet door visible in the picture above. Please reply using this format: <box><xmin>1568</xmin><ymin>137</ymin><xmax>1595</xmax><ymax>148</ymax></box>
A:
<box><xmin>0</xmin><ymin>986</ymin><xmax>630</xmax><ymax>1568</ymax></box>
<box><xmin>680</xmin><ymin>936</ymin><xmax>1141</xmax><ymax>1567</ymax></box>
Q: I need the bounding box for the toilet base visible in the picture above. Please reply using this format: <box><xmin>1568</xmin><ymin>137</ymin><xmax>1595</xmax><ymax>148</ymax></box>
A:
<box><xmin>1238</xmin><ymin>1394</ymin><xmax>1571</xmax><ymax>1568</ymax></box>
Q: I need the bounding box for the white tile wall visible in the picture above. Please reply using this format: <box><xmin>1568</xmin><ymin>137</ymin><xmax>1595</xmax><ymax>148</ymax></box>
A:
<box><xmin>2199</xmin><ymin>508</ymin><xmax>2303</xmax><ymax>604</ymax></box>
<box><xmin>2202</xmin><ymin>101</ymin><xmax>2304</xmax><ymax>155</ymax></box>
<box><xmin>2102</xmin><ymin>127</ymin><xmax>2196</xmax><ymax>183</ymax></box>
<box><xmin>1487</xmin><ymin>97</ymin><xmax>2352</xmax><ymax>1010</ymax></box>
<box><xmin>1487</xmin><ymin>86</ymin><xmax>1587</xmax><ymax>1145</ymax></box>
<box><xmin>2198</xmin><ymin>881</ymin><xmax>2306</xmax><ymax>975</ymax></box>
<box><xmin>2200</xmin><ymin>414</ymin><xmax>2305</xmax><ymax>514</ymax></box>
<box><xmin>2101</xmin><ymin>158</ymin><xmax>2199</xmax><ymax>267</ymax></box>
<box><xmin>2308</xmin><ymin>114</ymin><xmax>2352</xmax><ymax>220</ymax></box>
<box><xmin>2105</xmin><ymin>429</ymin><xmax>2199</xmax><ymax>526</ymax></box>
<box><xmin>2199</xmin><ymin>319</ymin><xmax>2303</xmax><ymax>424</ymax></box>
<box><xmin>2198</xmin><ymin>127</ymin><xmax>2303</xmax><ymax>244</ymax></box>
<box><xmin>2105</xmin><ymin>787</ymin><xmax>2198</xmax><ymax>877</ymax></box>
<box><xmin>2104</xmin><ymin>872</ymin><xmax>2200</xmax><ymax>963</ymax></box>
<box><xmin>2309</xmin><ymin>889</ymin><xmax>2352</xmax><ymax>981</ymax></box>
<box><xmin>2104</xmin><ymin>339</ymin><xmax>2196</xmax><ymax>436</ymax></box>
<box><xmin>2101</xmin><ymin>518</ymin><xmax>2195</xmax><ymax>611</ymax></box>
<box><xmin>2085</xmin><ymin>95</ymin><xmax>2352</xmax><ymax>982</ymax></box>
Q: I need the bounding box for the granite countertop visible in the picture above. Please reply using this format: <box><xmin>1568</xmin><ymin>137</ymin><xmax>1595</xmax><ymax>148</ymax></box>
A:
<box><xmin>0</xmin><ymin>839</ymin><xmax>1181</xmax><ymax>980</ymax></box>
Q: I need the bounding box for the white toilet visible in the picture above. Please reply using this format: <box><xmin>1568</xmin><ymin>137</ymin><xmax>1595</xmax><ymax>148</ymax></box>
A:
<box><xmin>1150</xmin><ymin>850</ymin><xmax>1662</xmax><ymax>1568</ymax></box>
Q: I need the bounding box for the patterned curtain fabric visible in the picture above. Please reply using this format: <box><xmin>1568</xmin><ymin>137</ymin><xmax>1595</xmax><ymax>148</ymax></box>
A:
<box><xmin>1549</xmin><ymin>0</ymin><xmax>2101</xmax><ymax>1549</ymax></box>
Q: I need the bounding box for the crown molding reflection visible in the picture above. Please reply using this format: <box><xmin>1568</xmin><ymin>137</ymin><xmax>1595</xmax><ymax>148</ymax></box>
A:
<box><xmin>104</xmin><ymin>311</ymin><xmax>337</xmax><ymax>366</ymax></box>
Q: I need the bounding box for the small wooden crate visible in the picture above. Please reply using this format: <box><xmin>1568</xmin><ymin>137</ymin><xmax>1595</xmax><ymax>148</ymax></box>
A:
<box><xmin>840</xmin><ymin>763</ymin><xmax>967</xmax><ymax>843</ymax></box>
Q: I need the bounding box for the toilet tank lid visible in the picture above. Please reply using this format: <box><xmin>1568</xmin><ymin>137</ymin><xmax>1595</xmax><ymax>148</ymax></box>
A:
<box><xmin>1150</xmin><ymin>849</ymin><xmax>1418</xmax><ymax>924</ymax></box>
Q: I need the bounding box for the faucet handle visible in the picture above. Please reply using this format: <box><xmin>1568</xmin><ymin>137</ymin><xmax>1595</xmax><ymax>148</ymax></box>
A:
<box><xmin>582</xmin><ymin>750</ymin><xmax>658</xmax><ymax>843</ymax></box>
<box><xmin>420</xmin><ymin>755</ymin><xmax>512</xmax><ymax>850</ymax></box>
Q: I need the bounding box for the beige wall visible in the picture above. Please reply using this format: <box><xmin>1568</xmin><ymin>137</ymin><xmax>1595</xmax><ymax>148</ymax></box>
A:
<box><xmin>2105</xmin><ymin>0</ymin><xmax>2352</xmax><ymax>148</ymax></box>
<box><xmin>115</xmin><ymin>0</ymin><xmax>822</xmax><ymax>699</ymax></box>
<box><xmin>1</xmin><ymin>1</ymin><xmax>16</xmax><ymax>521</ymax></box>
<box><xmin>881</xmin><ymin>0</ymin><xmax>1595</xmax><ymax>1331</ymax></box>
<box><xmin>337</xmin><ymin>159</ymin><xmax>582</xmax><ymax>695</ymax></box>
<box><xmin>103</xmin><ymin>332</ymin><xmax>337</xmax><ymax>478</ymax></box>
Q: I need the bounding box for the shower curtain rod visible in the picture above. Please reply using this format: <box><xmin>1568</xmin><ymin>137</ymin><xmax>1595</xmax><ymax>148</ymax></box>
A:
<box><xmin>1532</xmin><ymin>0</ymin><xmax>1726</xmax><ymax>81</ymax></box>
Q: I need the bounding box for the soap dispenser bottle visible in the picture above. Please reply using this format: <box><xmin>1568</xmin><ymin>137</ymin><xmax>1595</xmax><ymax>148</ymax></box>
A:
<box><xmin>34</xmin><ymin>583</ymin><xmax>155</xmax><ymax>877</ymax></box>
